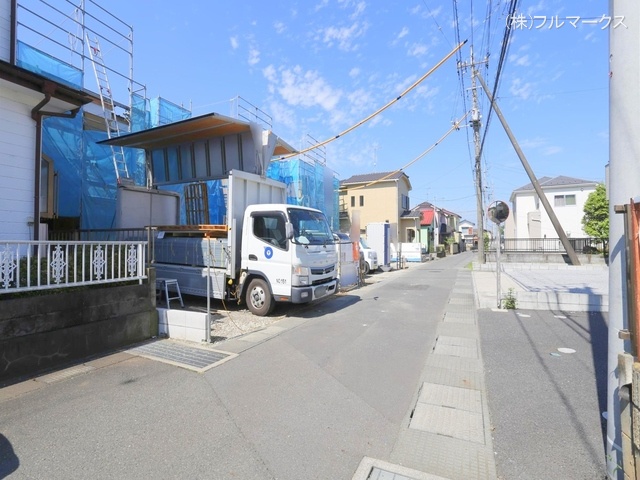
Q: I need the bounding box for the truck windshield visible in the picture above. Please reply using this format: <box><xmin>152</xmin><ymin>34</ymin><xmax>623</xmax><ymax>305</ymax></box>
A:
<box><xmin>288</xmin><ymin>208</ymin><xmax>334</xmax><ymax>246</ymax></box>
<box><xmin>359</xmin><ymin>238</ymin><xmax>371</xmax><ymax>249</ymax></box>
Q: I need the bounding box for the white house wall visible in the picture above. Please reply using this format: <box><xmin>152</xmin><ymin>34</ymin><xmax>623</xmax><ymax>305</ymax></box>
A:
<box><xmin>0</xmin><ymin>0</ymin><xmax>10</xmax><ymax>62</ymax></box>
<box><xmin>540</xmin><ymin>187</ymin><xmax>592</xmax><ymax>238</ymax></box>
<box><xmin>0</xmin><ymin>82</ymin><xmax>37</xmax><ymax>241</ymax></box>
<box><xmin>512</xmin><ymin>186</ymin><xmax>595</xmax><ymax>239</ymax></box>
<box><xmin>513</xmin><ymin>192</ymin><xmax>537</xmax><ymax>238</ymax></box>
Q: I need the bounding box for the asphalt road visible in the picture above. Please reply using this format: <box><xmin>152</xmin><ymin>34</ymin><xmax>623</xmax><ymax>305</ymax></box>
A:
<box><xmin>479</xmin><ymin>308</ymin><xmax>608</xmax><ymax>479</ymax></box>
<box><xmin>0</xmin><ymin>253</ymin><xmax>472</xmax><ymax>479</ymax></box>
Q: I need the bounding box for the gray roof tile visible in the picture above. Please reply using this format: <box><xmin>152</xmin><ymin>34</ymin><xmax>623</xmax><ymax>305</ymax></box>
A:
<box><xmin>340</xmin><ymin>171</ymin><xmax>408</xmax><ymax>185</ymax></box>
<box><xmin>514</xmin><ymin>175</ymin><xmax>598</xmax><ymax>192</ymax></box>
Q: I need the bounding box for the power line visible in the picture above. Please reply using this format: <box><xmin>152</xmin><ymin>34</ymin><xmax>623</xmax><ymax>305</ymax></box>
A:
<box><xmin>478</xmin><ymin>0</ymin><xmax>520</xmax><ymax>162</ymax></box>
<box><xmin>277</xmin><ymin>40</ymin><xmax>467</xmax><ymax>160</ymax></box>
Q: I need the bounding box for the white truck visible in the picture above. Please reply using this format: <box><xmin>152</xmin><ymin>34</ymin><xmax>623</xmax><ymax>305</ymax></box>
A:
<box><xmin>152</xmin><ymin>170</ymin><xmax>338</xmax><ymax>316</ymax></box>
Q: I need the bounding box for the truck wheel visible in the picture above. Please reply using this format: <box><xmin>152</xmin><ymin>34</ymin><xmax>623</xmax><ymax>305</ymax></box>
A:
<box><xmin>246</xmin><ymin>278</ymin><xmax>274</xmax><ymax>316</ymax></box>
<box><xmin>363</xmin><ymin>262</ymin><xmax>370</xmax><ymax>275</ymax></box>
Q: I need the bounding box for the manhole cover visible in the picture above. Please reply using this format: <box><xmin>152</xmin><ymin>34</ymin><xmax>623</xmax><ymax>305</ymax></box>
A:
<box><xmin>127</xmin><ymin>339</ymin><xmax>236</xmax><ymax>373</ymax></box>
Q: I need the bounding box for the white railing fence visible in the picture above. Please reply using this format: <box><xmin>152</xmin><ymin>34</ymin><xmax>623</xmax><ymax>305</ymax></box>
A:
<box><xmin>0</xmin><ymin>241</ymin><xmax>147</xmax><ymax>294</ymax></box>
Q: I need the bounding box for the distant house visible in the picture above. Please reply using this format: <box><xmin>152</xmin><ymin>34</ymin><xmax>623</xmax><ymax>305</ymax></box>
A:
<box><xmin>458</xmin><ymin>219</ymin><xmax>476</xmax><ymax>249</ymax></box>
<box><xmin>506</xmin><ymin>175</ymin><xmax>600</xmax><ymax>239</ymax></box>
<box><xmin>402</xmin><ymin>202</ymin><xmax>462</xmax><ymax>252</ymax></box>
<box><xmin>339</xmin><ymin>171</ymin><xmax>412</xmax><ymax>243</ymax></box>
<box><xmin>439</xmin><ymin>207</ymin><xmax>462</xmax><ymax>243</ymax></box>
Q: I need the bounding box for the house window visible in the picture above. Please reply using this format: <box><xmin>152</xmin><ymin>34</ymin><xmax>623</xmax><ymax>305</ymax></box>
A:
<box><xmin>40</xmin><ymin>155</ymin><xmax>55</xmax><ymax>218</ymax></box>
<box><xmin>359</xmin><ymin>195</ymin><xmax>364</xmax><ymax>207</ymax></box>
<box><xmin>351</xmin><ymin>196</ymin><xmax>355</xmax><ymax>207</ymax></box>
<box><xmin>554</xmin><ymin>194</ymin><xmax>576</xmax><ymax>207</ymax></box>
<box><xmin>401</xmin><ymin>194</ymin><xmax>410</xmax><ymax>210</ymax></box>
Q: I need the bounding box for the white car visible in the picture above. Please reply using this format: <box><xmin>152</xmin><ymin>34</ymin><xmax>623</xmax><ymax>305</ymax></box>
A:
<box><xmin>358</xmin><ymin>237</ymin><xmax>379</xmax><ymax>275</ymax></box>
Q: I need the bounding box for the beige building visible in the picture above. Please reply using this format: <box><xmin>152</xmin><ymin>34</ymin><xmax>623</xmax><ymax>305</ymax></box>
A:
<box><xmin>339</xmin><ymin>171</ymin><xmax>413</xmax><ymax>243</ymax></box>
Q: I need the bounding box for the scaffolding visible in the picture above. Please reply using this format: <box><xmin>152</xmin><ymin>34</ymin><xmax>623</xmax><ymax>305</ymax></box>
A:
<box><xmin>15</xmin><ymin>0</ymin><xmax>336</xmax><ymax>231</ymax></box>
<box><xmin>15</xmin><ymin>0</ymin><xmax>191</xmax><ymax>229</ymax></box>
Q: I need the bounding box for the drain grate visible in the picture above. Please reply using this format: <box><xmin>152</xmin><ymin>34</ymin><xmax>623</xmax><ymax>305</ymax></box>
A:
<box><xmin>127</xmin><ymin>340</ymin><xmax>236</xmax><ymax>373</ymax></box>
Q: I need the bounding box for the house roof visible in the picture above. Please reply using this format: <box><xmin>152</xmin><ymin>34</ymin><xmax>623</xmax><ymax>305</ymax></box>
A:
<box><xmin>513</xmin><ymin>175</ymin><xmax>598</xmax><ymax>193</ymax></box>
<box><xmin>340</xmin><ymin>171</ymin><xmax>409</xmax><ymax>186</ymax></box>
<box><xmin>98</xmin><ymin>111</ymin><xmax>297</xmax><ymax>155</ymax></box>
<box><xmin>402</xmin><ymin>201</ymin><xmax>462</xmax><ymax>223</ymax></box>
<box><xmin>420</xmin><ymin>209</ymin><xmax>434</xmax><ymax>226</ymax></box>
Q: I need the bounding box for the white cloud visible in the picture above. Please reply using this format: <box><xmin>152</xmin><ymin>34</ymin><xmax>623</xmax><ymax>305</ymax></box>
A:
<box><xmin>266</xmin><ymin>100</ymin><xmax>298</xmax><ymax>130</ymax></box>
<box><xmin>520</xmin><ymin>137</ymin><xmax>547</xmax><ymax>149</ymax></box>
<box><xmin>543</xmin><ymin>146</ymin><xmax>563</xmax><ymax>156</ymax></box>
<box><xmin>509</xmin><ymin>53</ymin><xmax>531</xmax><ymax>66</ymax></box>
<box><xmin>407</xmin><ymin>42</ymin><xmax>429</xmax><ymax>57</ymax></box>
<box><xmin>264</xmin><ymin>65</ymin><xmax>342</xmax><ymax>112</ymax></box>
<box><xmin>263</xmin><ymin>64</ymin><xmax>277</xmax><ymax>82</ymax></box>
<box><xmin>347</xmin><ymin>88</ymin><xmax>373</xmax><ymax>114</ymax></box>
<box><xmin>349</xmin><ymin>1</ymin><xmax>366</xmax><ymax>20</ymax></box>
<box><xmin>314</xmin><ymin>0</ymin><xmax>329</xmax><ymax>12</ymax></box>
<box><xmin>274</xmin><ymin>21</ymin><xmax>286</xmax><ymax>34</ymax></box>
<box><xmin>509</xmin><ymin>77</ymin><xmax>533</xmax><ymax>100</ymax></box>
<box><xmin>321</xmin><ymin>21</ymin><xmax>369</xmax><ymax>51</ymax></box>
<box><xmin>248</xmin><ymin>47</ymin><xmax>260</xmax><ymax>66</ymax></box>
<box><xmin>349</xmin><ymin>67</ymin><xmax>360</xmax><ymax>78</ymax></box>
<box><xmin>230</xmin><ymin>36</ymin><xmax>239</xmax><ymax>49</ymax></box>
<box><xmin>397</xmin><ymin>26</ymin><xmax>409</xmax><ymax>39</ymax></box>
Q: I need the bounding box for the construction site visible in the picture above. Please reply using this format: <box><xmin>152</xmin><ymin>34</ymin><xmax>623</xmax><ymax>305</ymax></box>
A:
<box><xmin>16</xmin><ymin>0</ymin><xmax>338</xmax><ymax>236</ymax></box>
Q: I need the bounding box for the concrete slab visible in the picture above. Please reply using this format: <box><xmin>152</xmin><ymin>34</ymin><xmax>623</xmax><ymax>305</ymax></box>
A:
<box><xmin>352</xmin><ymin>457</ymin><xmax>450</xmax><ymax>480</ymax></box>
<box><xmin>417</xmin><ymin>382</ymin><xmax>483</xmax><ymax>414</ymax></box>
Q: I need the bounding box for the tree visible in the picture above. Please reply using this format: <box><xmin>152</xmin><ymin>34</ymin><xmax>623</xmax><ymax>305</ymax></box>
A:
<box><xmin>582</xmin><ymin>183</ymin><xmax>609</xmax><ymax>239</ymax></box>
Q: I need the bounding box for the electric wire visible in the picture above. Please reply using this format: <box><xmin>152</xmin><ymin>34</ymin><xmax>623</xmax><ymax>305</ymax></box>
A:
<box><xmin>346</xmin><ymin>110</ymin><xmax>470</xmax><ymax>191</ymax></box>
<box><xmin>478</xmin><ymin>0</ymin><xmax>520</xmax><ymax>164</ymax></box>
<box><xmin>277</xmin><ymin>40</ymin><xmax>467</xmax><ymax>161</ymax></box>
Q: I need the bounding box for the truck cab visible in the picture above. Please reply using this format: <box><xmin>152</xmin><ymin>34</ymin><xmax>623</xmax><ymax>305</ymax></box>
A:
<box><xmin>241</xmin><ymin>204</ymin><xmax>338</xmax><ymax>315</ymax></box>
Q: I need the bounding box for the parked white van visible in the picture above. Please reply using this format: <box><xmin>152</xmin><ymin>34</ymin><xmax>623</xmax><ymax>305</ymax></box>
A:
<box><xmin>359</xmin><ymin>237</ymin><xmax>379</xmax><ymax>274</ymax></box>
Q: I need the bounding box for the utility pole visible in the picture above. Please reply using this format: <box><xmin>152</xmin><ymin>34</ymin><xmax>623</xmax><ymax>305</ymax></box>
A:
<box><xmin>460</xmin><ymin>47</ymin><xmax>487</xmax><ymax>263</ymax></box>
<box><xmin>475</xmin><ymin>72</ymin><xmax>580</xmax><ymax>266</ymax></box>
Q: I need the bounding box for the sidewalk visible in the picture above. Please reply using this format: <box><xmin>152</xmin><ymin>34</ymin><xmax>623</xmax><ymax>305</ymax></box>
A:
<box><xmin>472</xmin><ymin>262</ymin><xmax>609</xmax><ymax>312</ymax></box>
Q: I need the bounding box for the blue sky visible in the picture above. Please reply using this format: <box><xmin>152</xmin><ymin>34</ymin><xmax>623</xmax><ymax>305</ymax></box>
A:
<box><xmin>96</xmin><ymin>0</ymin><xmax>609</xmax><ymax>223</ymax></box>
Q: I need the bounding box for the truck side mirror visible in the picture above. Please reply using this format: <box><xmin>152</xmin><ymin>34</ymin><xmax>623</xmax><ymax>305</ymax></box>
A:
<box><xmin>285</xmin><ymin>222</ymin><xmax>295</xmax><ymax>240</ymax></box>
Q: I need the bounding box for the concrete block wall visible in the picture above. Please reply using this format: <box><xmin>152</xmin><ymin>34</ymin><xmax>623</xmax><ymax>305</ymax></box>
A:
<box><xmin>158</xmin><ymin>308</ymin><xmax>208</xmax><ymax>343</ymax></box>
<box><xmin>0</xmin><ymin>281</ymin><xmax>158</xmax><ymax>384</ymax></box>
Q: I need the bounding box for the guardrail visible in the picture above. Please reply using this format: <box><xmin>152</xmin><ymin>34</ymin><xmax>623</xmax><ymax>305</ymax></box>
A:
<box><xmin>0</xmin><ymin>240</ymin><xmax>147</xmax><ymax>294</ymax></box>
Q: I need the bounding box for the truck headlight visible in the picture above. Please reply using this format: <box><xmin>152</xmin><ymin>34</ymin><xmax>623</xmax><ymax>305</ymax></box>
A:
<box><xmin>292</xmin><ymin>265</ymin><xmax>310</xmax><ymax>286</ymax></box>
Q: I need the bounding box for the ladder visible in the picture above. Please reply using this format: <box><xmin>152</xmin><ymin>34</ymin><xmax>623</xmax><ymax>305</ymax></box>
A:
<box><xmin>86</xmin><ymin>34</ymin><xmax>131</xmax><ymax>184</ymax></box>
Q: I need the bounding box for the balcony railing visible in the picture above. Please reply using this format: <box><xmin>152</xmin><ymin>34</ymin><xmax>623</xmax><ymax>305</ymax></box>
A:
<box><xmin>488</xmin><ymin>237</ymin><xmax>608</xmax><ymax>254</ymax></box>
<box><xmin>0</xmin><ymin>240</ymin><xmax>147</xmax><ymax>295</ymax></box>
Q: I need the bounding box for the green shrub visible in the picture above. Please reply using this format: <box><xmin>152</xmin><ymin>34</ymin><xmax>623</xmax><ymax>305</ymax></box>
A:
<box><xmin>502</xmin><ymin>288</ymin><xmax>517</xmax><ymax>309</ymax></box>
